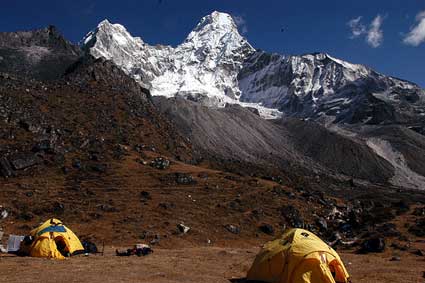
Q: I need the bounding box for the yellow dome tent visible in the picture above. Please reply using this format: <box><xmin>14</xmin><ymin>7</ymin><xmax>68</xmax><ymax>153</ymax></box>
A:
<box><xmin>19</xmin><ymin>218</ymin><xmax>84</xmax><ymax>260</ymax></box>
<box><xmin>247</xmin><ymin>228</ymin><xmax>350</xmax><ymax>283</ymax></box>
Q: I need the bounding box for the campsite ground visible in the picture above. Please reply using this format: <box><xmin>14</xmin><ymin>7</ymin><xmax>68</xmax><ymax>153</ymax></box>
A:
<box><xmin>1</xmin><ymin>153</ymin><xmax>425</xmax><ymax>283</ymax></box>
<box><xmin>1</xmin><ymin>246</ymin><xmax>424</xmax><ymax>283</ymax></box>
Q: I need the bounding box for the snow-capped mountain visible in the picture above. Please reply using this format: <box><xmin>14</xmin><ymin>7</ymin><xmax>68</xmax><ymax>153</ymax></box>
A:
<box><xmin>239</xmin><ymin>51</ymin><xmax>425</xmax><ymax>124</ymax></box>
<box><xmin>82</xmin><ymin>11</ymin><xmax>425</xmax><ymax>123</ymax></box>
<box><xmin>83</xmin><ymin>11</ymin><xmax>255</xmax><ymax>107</ymax></box>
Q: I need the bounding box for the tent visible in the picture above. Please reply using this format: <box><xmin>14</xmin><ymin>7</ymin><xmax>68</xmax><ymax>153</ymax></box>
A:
<box><xmin>247</xmin><ymin>228</ymin><xmax>350</xmax><ymax>283</ymax></box>
<box><xmin>19</xmin><ymin>218</ymin><xmax>84</xmax><ymax>259</ymax></box>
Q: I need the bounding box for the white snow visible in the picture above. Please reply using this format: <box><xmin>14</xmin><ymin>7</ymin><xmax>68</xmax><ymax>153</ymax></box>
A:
<box><xmin>82</xmin><ymin>12</ymin><xmax>424</xmax><ymax>121</ymax></box>
<box><xmin>80</xmin><ymin>12</ymin><xmax>285</xmax><ymax>116</ymax></box>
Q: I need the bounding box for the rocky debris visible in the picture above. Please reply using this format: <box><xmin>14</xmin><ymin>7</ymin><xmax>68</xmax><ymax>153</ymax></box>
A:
<box><xmin>150</xmin><ymin>235</ymin><xmax>161</xmax><ymax>245</ymax></box>
<box><xmin>158</xmin><ymin>202</ymin><xmax>175</xmax><ymax>210</ymax></box>
<box><xmin>150</xmin><ymin>157</ymin><xmax>170</xmax><ymax>170</ymax></box>
<box><xmin>413</xmin><ymin>207</ymin><xmax>425</xmax><ymax>217</ymax></box>
<box><xmin>160</xmin><ymin>173</ymin><xmax>196</xmax><ymax>185</ymax></box>
<box><xmin>393</xmin><ymin>201</ymin><xmax>410</xmax><ymax>215</ymax></box>
<box><xmin>9</xmin><ymin>153</ymin><xmax>39</xmax><ymax>170</ymax></box>
<box><xmin>359</xmin><ymin>236</ymin><xmax>386</xmax><ymax>253</ymax></box>
<box><xmin>280</xmin><ymin>205</ymin><xmax>304</xmax><ymax>228</ymax></box>
<box><xmin>51</xmin><ymin>202</ymin><xmax>65</xmax><ymax>215</ymax></box>
<box><xmin>413</xmin><ymin>249</ymin><xmax>424</xmax><ymax>256</ymax></box>
<box><xmin>0</xmin><ymin>157</ymin><xmax>14</xmax><ymax>177</ymax></box>
<box><xmin>89</xmin><ymin>163</ymin><xmax>107</xmax><ymax>173</ymax></box>
<box><xmin>225</xmin><ymin>224</ymin><xmax>240</xmax><ymax>235</ymax></box>
<box><xmin>97</xmin><ymin>204</ymin><xmax>117</xmax><ymax>212</ymax></box>
<box><xmin>0</xmin><ymin>227</ymin><xmax>4</xmax><ymax>252</ymax></box>
<box><xmin>136</xmin><ymin>158</ymin><xmax>148</xmax><ymax>165</ymax></box>
<box><xmin>175</xmin><ymin>173</ymin><xmax>196</xmax><ymax>185</ymax></box>
<box><xmin>177</xmin><ymin>223</ymin><xmax>190</xmax><ymax>234</ymax></box>
<box><xmin>17</xmin><ymin>211</ymin><xmax>33</xmax><ymax>221</ymax></box>
<box><xmin>408</xmin><ymin>218</ymin><xmax>425</xmax><ymax>237</ymax></box>
<box><xmin>139</xmin><ymin>231</ymin><xmax>161</xmax><ymax>245</ymax></box>
<box><xmin>327</xmin><ymin>231</ymin><xmax>359</xmax><ymax>248</ymax></box>
<box><xmin>72</xmin><ymin>159</ymin><xmax>82</xmax><ymax>169</ymax></box>
<box><xmin>376</xmin><ymin>223</ymin><xmax>400</xmax><ymax>237</ymax></box>
<box><xmin>315</xmin><ymin>217</ymin><xmax>328</xmax><ymax>232</ymax></box>
<box><xmin>112</xmin><ymin>144</ymin><xmax>129</xmax><ymax>160</ymax></box>
<box><xmin>391</xmin><ymin>242</ymin><xmax>410</xmax><ymax>251</ymax></box>
<box><xmin>0</xmin><ymin>206</ymin><xmax>8</xmax><ymax>219</ymax></box>
<box><xmin>32</xmin><ymin>139</ymin><xmax>58</xmax><ymax>153</ymax></box>
<box><xmin>140</xmin><ymin>191</ymin><xmax>152</xmax><ymax>201</ymax></box>
<box><xmin>258</xmin><ymin>223</ymin><xmax>274</xmax><ymax>235</ymax></box>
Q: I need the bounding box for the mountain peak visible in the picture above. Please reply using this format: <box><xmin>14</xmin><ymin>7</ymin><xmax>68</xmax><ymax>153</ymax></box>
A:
<box><xmin>201</xmin><ymin>11</ymin><xmax>236</xmax><ymax>28</ymax></box>
<box><xmin>188</xmin><ymin>11</ymin><xmax>239</xmax><ymax>38</ymax></box>
<box><xmin>183</xmin><ymin>11</ymin><xmax>252</xmax><ymax>54</ymax></box>
<box><xmin>98</xmin><ymin>19</ymin><xmax>111</xmax><ymax>27</ymax></box>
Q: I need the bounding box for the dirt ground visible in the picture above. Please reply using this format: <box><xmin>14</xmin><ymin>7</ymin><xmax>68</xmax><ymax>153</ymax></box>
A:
<box><xmin>1</xmin><ymin>246</ymin><xmax>424</xmax><ymax>283</ymax></box>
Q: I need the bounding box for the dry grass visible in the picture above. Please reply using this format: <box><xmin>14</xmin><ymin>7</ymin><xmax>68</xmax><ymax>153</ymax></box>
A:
<box><xmin>0</xmin><ymin>246</ymin><xmax>424</xmax><ymax>283</ymax></box>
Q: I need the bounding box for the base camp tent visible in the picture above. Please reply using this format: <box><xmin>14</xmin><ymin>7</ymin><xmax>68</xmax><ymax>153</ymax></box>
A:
<box><xmin>19</xmin><ymin>218</ymin><xmax>84</xmax><ymax>259</ymax></box>
<box><xmin>247</xmin><ymin>228</ymin><xmax>350</xmax><ymax>283</ymax></box>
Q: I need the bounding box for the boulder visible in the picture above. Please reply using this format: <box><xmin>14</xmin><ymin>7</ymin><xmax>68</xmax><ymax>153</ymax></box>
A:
<box><xmin>0</xmin><ymin>207</ymin><xmax>8</xmax><ymax>219</ymax></box>
<box><xmin>177</xmin><ymin>223</ymin><xmax>190</xmax><ymax>234</ymax></box>
<box><xmin>359</xmin><ymin>236</ymin><xmax>385</xmax><ymax>253</ymax></box>
<box><xmin>408</xmin><ymin>218</ymin><xmax>425</xmax><ymax>237</ymax></box>
<box><xmin>315</xmin><ymin>217</ymin><xmax>328</xmax><ymax>231</ymax></box>
<box><xmin>150</xmin><ymin>157</ymin><xmax>170</xmax><ymax>170</ymax></box>
<box><xmin>281</xmin><ymin>205</ymin><xmax>304</xmax><ymax>228</ymax></box>
<box><xmin>258</xmin><ymin>223</ymin><xmax>274</xmax><ymax>235</ymax></box>
<box><xmin>9</xmin><ymin>153</ymin><xmax>39</xmax><ymax>170</ymax></box>
<box><xmin>89</xmin><ymin>163</ymin><xmax>107</xmax><ymax>173</ymax></box>
<box><xmin>0</xmin><ymin>157</ymin><xmax>14</xmax><ymax>177</ymax></box>
<box><xmin>175</xmin><ymin>173</ymin><xmax>196</xmax><ymax>185</ymax></box>
<box><xmin>141</xmin><ymin>191</ymin><xmax>152</xmax><ymax>200</ymax></box>
<box><xmin>413</xmin><ymin>207</ymin><xmax>425</xmax><ymax>217</ymax></box>
<box><xmin>225</xmin><ymin>224</ymin><xmax>240</xmax><ymax>235</ymax></box>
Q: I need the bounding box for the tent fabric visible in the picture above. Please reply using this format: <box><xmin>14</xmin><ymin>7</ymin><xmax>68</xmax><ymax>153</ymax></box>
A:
<box><xmin>36</xmin><ymin>225</ymin><xmax>67</xmax><ymax>236</ymax></box>
<box><xmin>20</xmin><ymin>218</ymin><xmax>84</xmax><ymax>259</ymax></box>
<box><xmin>247</xmin><ymin>228</ymin><xmax>350</xmax><ymax>283</ymax></box>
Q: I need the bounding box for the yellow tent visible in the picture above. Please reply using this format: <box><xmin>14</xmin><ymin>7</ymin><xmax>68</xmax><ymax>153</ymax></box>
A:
<box><xmin>247</xmin><ymin>228</ymin><xmax>350</xmax><ymax>283</ymax></box>
<box><xmin>20</xmin><ymin>218</ymin><xmax>84</xmax><ymax>260</ymax></box>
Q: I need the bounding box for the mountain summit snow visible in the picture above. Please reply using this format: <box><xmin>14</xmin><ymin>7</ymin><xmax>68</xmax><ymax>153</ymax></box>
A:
<box><xmin>82</xmin><ymin>11</ymin><xmax>425</xmax><ymax>122</ymax></box>
<box><xmin>239</xmin><ymin>51</ymin><xmax>425</xmax><ymax>124</ymax></box>
<box><xmin>82</xmin><ymin>11</ymin><xmax>258</xmax><ymax>108</ymax></box>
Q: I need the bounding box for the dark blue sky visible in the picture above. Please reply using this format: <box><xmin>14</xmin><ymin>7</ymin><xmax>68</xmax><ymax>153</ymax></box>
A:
<box><xmin>2</xmin><ymin>0</ymin><xmax>425</xmax><ymax>86</ymax></box>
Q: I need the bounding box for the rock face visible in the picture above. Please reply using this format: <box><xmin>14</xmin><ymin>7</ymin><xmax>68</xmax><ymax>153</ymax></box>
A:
<box><xmin>0</xmin><ymin>26</ymin><xmax>81</xmax><ymax>80</ymax></box>
<box><xmin>239</xmin><ymin>51</ymin><xmax>425</xmax><ymax>125</ymax></box>
<box><xmin>83</xmin><ymin>11</ymin><xmax>255</xmax><ymax>107</ymax></box>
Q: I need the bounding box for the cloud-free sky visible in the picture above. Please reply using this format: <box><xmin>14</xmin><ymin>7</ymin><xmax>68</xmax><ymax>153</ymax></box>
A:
<box><xmin>1</xmin><ymin>0</ymin><xmax>424</xmax><ymax>86</ymax></box>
